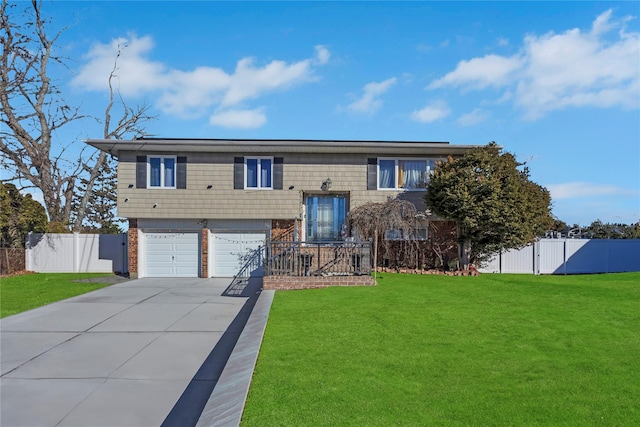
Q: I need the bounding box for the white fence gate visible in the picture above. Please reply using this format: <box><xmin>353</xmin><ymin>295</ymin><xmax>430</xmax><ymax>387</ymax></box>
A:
<box><xmin>480</xmin><ymin>238</ymin><xmax>640</xmax><ymax>274</ymax></box>
<box><xmin>25</xmin><ymin>233</ymin><xmax>128</xmax><ymax>274</ymax></box>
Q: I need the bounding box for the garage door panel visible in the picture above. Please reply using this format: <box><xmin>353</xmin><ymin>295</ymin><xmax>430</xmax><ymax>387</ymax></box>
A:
<box><xmin>215</xmin><ymin>251</ymin><xmax>241</xmax><ymax>263</ymax></box>
<box><xmin>146</xmin><ymin>265</ymin><xmax>175</xmax><ymax>276</ymax></box>
<box><xmin>144</xmin><ymin>232</ymin><xmax>199</xmax><ymax>277</ymax></box>
<box><xmin>212</xmin><ymin>232</ymin><xmax>265</xmax><ymax>277</ymax></box>
<box><xmin>174</xmin><ymin>266</ymin><xmax>197</xmax><ymax>275</ymax></box>
<box><xmin>147</xmin><ymin>242</ymin><xmax>174</xmax><ymax>252</ymax></box>
<box><xmin>175</xmin><ymin>243</ymin><xmax>196</xmax><ymax>252</ymax></box>
<box><xmin>146</xmin><ymin>253</ymin><xmax>173</xmax><ymax>263</ymax></box>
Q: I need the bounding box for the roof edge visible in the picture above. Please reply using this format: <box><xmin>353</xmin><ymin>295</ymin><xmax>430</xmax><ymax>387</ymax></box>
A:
<box><xmin>130</xmin><ymin>137</ymin><xmax>451</xmax><ymax>144</ymax></box>
<box><xmin>84</xmin><ymin>138</ymin><xmax>484</xmax><ymax>157</ymax></box>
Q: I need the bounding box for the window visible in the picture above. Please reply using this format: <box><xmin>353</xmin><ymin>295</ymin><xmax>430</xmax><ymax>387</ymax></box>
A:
<box><xmin>378</xmin><ymin>158</ymin><xmax>436</xmax><ymax>190</ymax></box>
<box><xmin>234</xmin><ymin>157</ymin><xmax>282</xmax><ymax>190</ymax></box>
<box><xmin>245</xmin><ymin>157</ymin><xmax>272</xmax><ymax>189</ymax></box>
<box><xmin>384</xmin><ymin>225</ymin><xmax>428</xmax><ymax>241</ymax></box>
<box><xmin>148</xmin><ymin>156</ymin><xmax>176</xmax><ymax>188</ymax></box>
<box><xmin>305</xmin><ymin>195</ymin><xmax>347</xmax><ymax>241</ymax></box>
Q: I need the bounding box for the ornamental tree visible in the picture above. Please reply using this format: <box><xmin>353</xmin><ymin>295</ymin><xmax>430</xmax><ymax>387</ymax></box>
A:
<box><xmin>424</xmin><ymin>142</ymin><xmax>553</xmax><ymax>269</ymax></box>
<box><xmin>347</xmin><ymin>198</ymin><xmax>418</xmax><ymax>272</ymax></box>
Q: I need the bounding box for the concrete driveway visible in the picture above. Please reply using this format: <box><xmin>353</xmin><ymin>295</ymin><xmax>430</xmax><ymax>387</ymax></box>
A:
<box><xmin>1</xmin><ymin>277</ymin><xmax>266</xmax><ymax>427</ymax></box>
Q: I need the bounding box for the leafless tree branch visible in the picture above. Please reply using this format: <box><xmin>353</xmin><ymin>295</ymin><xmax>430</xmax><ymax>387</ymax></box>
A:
<box><xmin>71</xmin><ymin>45</ymin><xmax>154</xmax><ymax>230</ymax></box>
<box><xmin>1</xmin><ymin>0</ymin><xmax>153</xmax><ymax>230</ymax></box>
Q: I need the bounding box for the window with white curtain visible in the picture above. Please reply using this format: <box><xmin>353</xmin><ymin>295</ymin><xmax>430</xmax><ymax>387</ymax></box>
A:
<box><xmin>305</xmin><ymin>195</ymin><xmax>347</xmax><ymax>241</ymax></box>
<box><xmin>245</xmin><ymin>157</ymin><xmax>272</xmax><ymax>189</ymax></box>
<box><xmin>148</xmin><ymin>156</ymin><xmax>176</xmax><ymax>188</ymax></box>
<box><xmin>378</xmin><ymin>158</ymin><xmax>436</xmax><ymax>190</ymax></box>
<box><xmin>378</xmin><ymin>159</ymin><xmax>395</xmax><ymax>189</ymax></box>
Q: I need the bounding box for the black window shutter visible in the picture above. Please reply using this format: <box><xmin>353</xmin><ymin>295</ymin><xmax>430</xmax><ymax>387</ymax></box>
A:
<box><xmin>273</xmin><ymin>157</ymin><xmax>283</xmax><ymax>190</ymax></box>
<box><xmin>176</xmin><ymin>156</ymin><xmax>187</xmax><ymax>189</ymax></box>
<box><xmin>367</xmin><ymin>158</ymin><xmax>377</xmax><ymax>190</ymax></box>
<box><xmin>136</xmin><ymin>156</ymin><xmax>146</xmax><ymax>188</ymax></box>
<box><xmin>234</xmin><ymin>157</ymin><xmax>244</xmax><ymax>189</ymax></box>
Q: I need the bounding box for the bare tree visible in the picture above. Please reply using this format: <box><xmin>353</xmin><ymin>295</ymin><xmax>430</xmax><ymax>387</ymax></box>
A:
<box><xmin>1</xmin><ymin>0</ymin><xmax>83</xmax><ymax>224</ymax></box>
<box><xmin>73</xmin><ymin>49</ymin><xmax>152</xmax><ymax>231</ymax></box>
<box><xmin>0</xmin><ymin>0</ymin><xmax>152</xmax><ymax>230</ymax></box>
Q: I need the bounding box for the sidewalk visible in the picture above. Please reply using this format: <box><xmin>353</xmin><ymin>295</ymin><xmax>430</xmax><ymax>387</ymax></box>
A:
<box><xmin>1</xmin><ymin>277</ymin><xmax>265</xmax><ymax>427</ymax></box>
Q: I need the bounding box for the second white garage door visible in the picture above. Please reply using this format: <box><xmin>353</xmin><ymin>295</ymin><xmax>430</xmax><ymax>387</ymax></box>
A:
<box><xmin>144</xmin><ymin>232</ymin><xmax>199</xmax><ymax>277</ymax></box>
<box><xmin>211</xmin><ymin>232</ymin><xmax>266</xmax><ymax>277</ymax></box>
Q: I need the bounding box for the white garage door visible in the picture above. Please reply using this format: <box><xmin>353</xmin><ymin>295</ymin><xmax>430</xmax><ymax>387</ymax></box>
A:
<box><xmin>212</xmin><ymin>232</ymin><xmax>265</xmax><ymax>277</ymax></box>
<box><xmin>144</xmin><ymin>232</ymin><xmax>199</xmax><ymax>277</ymax></box>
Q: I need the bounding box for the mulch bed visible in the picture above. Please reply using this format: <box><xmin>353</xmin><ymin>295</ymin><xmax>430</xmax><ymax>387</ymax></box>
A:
<box><xmin>0</xmin><ymin>270</ymin><xmax>35</xmax><ymax>278</ymax></box>
<box><xmin>375</xmin><ymin>266</ymin><xmax>480</xmax><ymax>276</ymax></box>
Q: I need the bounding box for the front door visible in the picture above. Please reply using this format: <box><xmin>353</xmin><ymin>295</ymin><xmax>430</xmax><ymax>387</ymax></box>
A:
<box><xmin>305</xmin><ymin>194</ymin><xmax>348</xmax><ymax>241</ymax></box>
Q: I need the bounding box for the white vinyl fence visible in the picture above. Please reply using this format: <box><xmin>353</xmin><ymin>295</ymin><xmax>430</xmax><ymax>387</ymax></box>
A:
<box><xmin>480</xmin><ymin>238</ymin><xmax>640</xmax><ymax>274</ymax></box>
<box><xmin>25</xmin><ymin>233</ymin><xmax>128</xmax><ymax>274</ymax></box>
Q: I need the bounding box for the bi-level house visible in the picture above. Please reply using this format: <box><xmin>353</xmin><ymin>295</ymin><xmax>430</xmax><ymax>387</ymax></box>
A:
<box><xmin>85</xmin><ymin>138</ymin><xmax>476</xmax><ymax>279</ymax></box>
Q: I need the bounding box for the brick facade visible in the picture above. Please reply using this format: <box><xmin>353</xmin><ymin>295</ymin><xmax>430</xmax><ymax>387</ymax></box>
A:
<box><xmin>201</xmin><ymin>228</ymin><xmax>209</xmax><ymax>278</ymax></box>
<box><xmin>263</xmin><ymin>275</ymin><xmax>376</xmax><ymax>290</ymax></box>
<box><xmin>271</xmin><ymin>219</ymin><xmax>298</xmax><ymax>240</ymax></box>
<box><xmin>128</xmin><ymin>218</ymin><xmax>138</xmax><ymax>278</ymax></box>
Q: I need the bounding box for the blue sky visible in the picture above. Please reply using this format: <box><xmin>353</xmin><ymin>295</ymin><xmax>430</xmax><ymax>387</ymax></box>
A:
<box><xmin>12</xmin><ymin>1</ymin><xmax>640</xmax><ymax>226</ymax></box>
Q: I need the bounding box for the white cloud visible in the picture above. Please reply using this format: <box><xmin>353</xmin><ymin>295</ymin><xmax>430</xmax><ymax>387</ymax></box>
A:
<box><xmin>429</xmin><ymin>54</ymin><xmax>523</xmax><ymax>90</ymax></box>
<box><xmin>517</xmin><ymin>11</ymin><xmax>640</xmax><ymax>119</ymax></box>
<box><xmin>73</xmin><ymin>35</ymin><xmax>329</xmax><ymax>127</ymax></box>
<box><xmin>457</xmin><ymin>108</ymin><xmax>490</xmax><ymax>126</ymax></box>
<box><xmin>428</xmin><ymin>9</ymin><xmax>640</xmax><ymax>120</ymax></box>
<box><xmin>157</xmin><ymin>67</ymin><xmax>230</xmax><ymax>118</ymax></box>
<box><xmin>315</xmin><ymin>45</ymin><xmax>331</xmax><ymax>64</ymax></box>
<box><xmin>548</xmin><ymin>182</ymin><xmax>638</xmax><ymax>200</ymax></box>
<box><xmin>73</xmin><ymin>35</ymin><xmax>168</xmax><ymax>97</ymax></box>
<box><xmin>591</xmin><ymin>9</ymin><xmax>615</xmax><ymax>36</ymax></box>
<box><xmin>347</xmin><ymin>77</ymin><xmax>397</xmax><ymax>114</ymax></box>
<box><xmin>209</xmin><ymin>109</ymin><xmax>267</xmax><ymax>129</ymax></box>
<box><xmin>410</xmin><ymin>101</ymin><xmax>450</xmax><ymax>123</ymax></box>
<box><xmin>221</xmin><ymin>56</ymin><xmax>316</xmax><ymax>107</ymax></box>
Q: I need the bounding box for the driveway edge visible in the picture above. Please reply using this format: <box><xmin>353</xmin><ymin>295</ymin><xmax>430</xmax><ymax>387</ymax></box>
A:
<box><xmin>195</xmin><ymin>289</ymin><xmax>274</xmax><ymax>427</ymax></box>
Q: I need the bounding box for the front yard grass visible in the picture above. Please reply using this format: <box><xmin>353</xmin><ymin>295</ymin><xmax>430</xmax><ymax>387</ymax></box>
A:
<box><xmin>0</xmin><ymin>273</ymin><xmax>114</xmax><ymax>318</ymax></box>
<box><xmin>242</xmin><ymin>272</ymin><xmax>640</xmax><ymax>426</ymax></box>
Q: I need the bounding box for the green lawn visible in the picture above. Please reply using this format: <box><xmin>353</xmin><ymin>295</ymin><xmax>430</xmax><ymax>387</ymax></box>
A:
<box><xmin>0</xmin><ymin>273</ymin><xmax>115</xmax><ymax>318</ymax></box>
<box><xmin>242</xmin><ymin>273</ymin><xmax>640</xmax><ymax>426</ymax></box>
